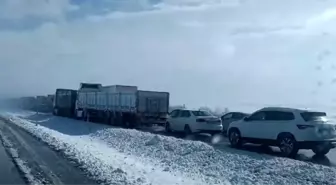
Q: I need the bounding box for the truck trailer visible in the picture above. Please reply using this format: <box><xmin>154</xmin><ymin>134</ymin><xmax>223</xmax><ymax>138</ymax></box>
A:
<box><xmin>75</xmin><ymin>83</ymin><xmax>169</xmax><ymax>128</ymax></box>
<box><xmin>19</xmin><ymin>96</ymin><xmax>37</xmax><ymax>111</ymax></box>
<box><xmin>53</xmin><ymin>89</ymin><xmax>77</xmax><ymax>117</ymax></box>
<box><xmin>35</xmin><ymin>95</ymin><xmax>54</xmax><ymax>113</ymax></box>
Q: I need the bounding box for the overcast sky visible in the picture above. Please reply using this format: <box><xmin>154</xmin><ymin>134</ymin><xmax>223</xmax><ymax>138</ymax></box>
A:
<box><xmin>1</xmin><ymin>0</ymin><xmax>336</xmax><ymax>112</ymax></box>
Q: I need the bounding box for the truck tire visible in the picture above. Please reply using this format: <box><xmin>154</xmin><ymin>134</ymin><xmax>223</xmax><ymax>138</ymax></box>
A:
<box><xmin>75</xmin><ymin>110</ymin><xmax>81</xmax><ymax>120</ymax></box>
<box><xmin>53</xmin><ymin>108</ymin><xmax>58</xmax><ymax>116</ymax></box>
<box><xmin>83</xmin><ymin>110</ymin><xmax>88</xmax><ymax>121</ymax></box>
<box><xmin>125</xmin><ymin>121</ymin><xmax>131</xmax><ymax>128</ymax></box>
<box><xmin>165</xmin><ymin>122</ymin><xmax>172</xmax><ymax>133</ymax></box>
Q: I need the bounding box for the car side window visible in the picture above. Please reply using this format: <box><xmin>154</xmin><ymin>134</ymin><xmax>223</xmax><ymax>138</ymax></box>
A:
<box><xmin>248</xmin><ymin>111</ymin><xmax>266</xmax><ymax>121</ymax></box>
<box><xmin>180</xmin><ymin>110</ymin><xmax>191</xmax><ymax>117</ymax></box>
<box><xmin>232</xmin><ymin>113</ymin><xmax>245</xmax><ymax>119</ymax></box>
<box><xmin>170</xmin><ymin>110</ymin><xmax>180</xmax><ymax>118</ymax></box>
<box><xmin>232</xmin><ymin>113</ymin><xmax>242</xmax><ymax>119</ymax></box>
<box><xmin>265</xmin><ymin>111</ymin><xmax>294</xmax><ymax>121</ymax></box>
<box><xmin>222</xmin><ymin>113</ymin><xmax>232</xmax><ymax>120</ymax></box>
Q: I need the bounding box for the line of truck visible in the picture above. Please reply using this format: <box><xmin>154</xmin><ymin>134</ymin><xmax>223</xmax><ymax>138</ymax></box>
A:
<box><xmin>7</xmin><ymin>95</ymin><xmax>55</xmax><ymax>113</ymax></box>
<box><xmin>13</xmin><ymin>83</ymin><xmax>170</xmax><ymax>128</ymax></box>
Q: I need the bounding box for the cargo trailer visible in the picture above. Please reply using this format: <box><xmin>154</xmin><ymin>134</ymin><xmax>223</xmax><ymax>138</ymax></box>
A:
<box><xmin>53</xmin><ymin>89</ymin><xmax>77</xmax><ymax>117</ymax></box>
<box><xmin>75</xmin><ymin>83</ymin><xmax>169</xmax><ymax>128</ymax></box>
<box><xmin>20</xmin><ymin>96</ymin><xmax>37</xmax><ymax>111</ymax></box>
<box><xmin>137</xmin><ymin>90</ymin><xmax>169</xmax><ymax>126</ymax></box>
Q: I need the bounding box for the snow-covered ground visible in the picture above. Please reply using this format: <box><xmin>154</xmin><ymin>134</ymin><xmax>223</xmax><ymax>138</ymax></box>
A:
<box><xmin>1</xmin><ymin>110</ymin><xmax>336</xmax><ymax>185</ymax></box>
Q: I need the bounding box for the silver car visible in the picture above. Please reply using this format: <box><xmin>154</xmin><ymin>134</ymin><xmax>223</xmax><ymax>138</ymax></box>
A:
<box><xmin>221</xmin><ymin>112</ymin><xmax>249</xmax><ymax>134</ymax></box>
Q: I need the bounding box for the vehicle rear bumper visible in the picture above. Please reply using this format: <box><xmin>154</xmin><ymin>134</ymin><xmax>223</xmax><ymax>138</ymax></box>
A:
<box><xmin>297</xmin><ymin>140</ymin><xmax>336</xmax><ymax>149</ymax></box>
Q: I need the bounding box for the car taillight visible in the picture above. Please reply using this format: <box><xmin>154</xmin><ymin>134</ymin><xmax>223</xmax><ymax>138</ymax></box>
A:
<box><xmin>297</xmin><ymin>124</ymin><xmax>315</xmax><ymax>129</ymax></box>
<box><xmin>196</xmin><ymin>118</ymin><xmax>206</xmax><ymax>122</ymax></box>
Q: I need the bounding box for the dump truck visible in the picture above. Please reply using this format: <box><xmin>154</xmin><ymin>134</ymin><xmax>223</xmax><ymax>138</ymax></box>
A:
<box><xmin>75</xmin><ymin>83</ymin><xmax>169</xmax><ymax>128</ymax></box>
<box><xmin>35</xmin><ymin>95</ymin><xmax>54</xmax><ymax>113</ymax></box>
<box><xmin>53</xmin><ymin>89</ymin><xmax>77</xmax><ymax>117</ymax></box>
<box><xmin>19</xmin><ymin>96</ymin><xmax>37</xmax><ymax>111</ymax></box>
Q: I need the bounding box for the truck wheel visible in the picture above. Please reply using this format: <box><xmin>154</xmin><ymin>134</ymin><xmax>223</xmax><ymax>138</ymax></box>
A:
<box><xmin>125</xmin><ymin>121</ymin><xmax>130</xmax><ymax>128</ymax></box>
<box><xmin>165</xmin><ymin>122</ymin><xmax>172</xmax><ymax>133</ymax></box>
<box><xmin>278</xmin><ymin>134</ymin><xmax>298</xmax><ymax>158</ymax></box>
<box><xmin>75</xmin><ymin>110</ymin><xmax>82</xmax><ymax>120</ymax></box>
<box><xmin>53</xmin><ymin>109</ymin><xmax>58</xmax><ymax>116</ymax></box>
<box><xmin>123</xmin><ymin>118</ymin><xmax>132</xmax><ymax>129</ymax></box>
<box><xmin>312</xmin><ymin>145</ymin><xmax>331</xmax><ymax>156</ymax></box>
<box><xmin>83</xmin><ymin>111</ymin><xmax>88</xmax><ymax>121</ymax></box>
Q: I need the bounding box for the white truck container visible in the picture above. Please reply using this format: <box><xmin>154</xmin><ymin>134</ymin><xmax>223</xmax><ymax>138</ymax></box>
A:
<box><xmin>77</xmin><ymin>85</ymin><xmax>137</xmax><ymax>111</ymax></box>
<box><xmin>75</xmin><ymin>83</ymin><xmax>169</xmax><ymax>128</ymax></box>
<box><xmin>101</xmin><ymin>85</ymin><xmax>137</xmax><ymax>93</ymax></box>
<box><xmin>79</xmin><ymin>83</ymin><xmax>102</xmax><ymax>92</ymax></box>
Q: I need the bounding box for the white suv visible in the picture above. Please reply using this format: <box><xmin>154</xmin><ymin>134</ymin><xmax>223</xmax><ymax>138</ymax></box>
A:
<box><xmin>227</xmin><ymin>107</ymin><xmax>336</xmax><ymax>158</ymax></box>
<box><xmin>166</xmin><ymin>109</ymin><xmax>223</xmax><ymax>135</ymax></box>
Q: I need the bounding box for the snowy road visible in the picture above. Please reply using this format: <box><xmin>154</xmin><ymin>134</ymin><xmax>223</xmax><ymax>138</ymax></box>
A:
<box><xmin>0</xmin><ymin>119</ymin><xmax>98</xmax><ymax>185</ymax></box>
<box><xmin>0</xmin><ymin>134</ymin><xmax>25</xmax><ymax>184</ymax></box>
<box><xmin>2</xmin><ymin>110</ymin><xmax>336</xmax><ymax>185</ymax></box>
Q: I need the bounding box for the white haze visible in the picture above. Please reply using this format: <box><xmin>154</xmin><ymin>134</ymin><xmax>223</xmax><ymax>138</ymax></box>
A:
<box><xmin>1</xmin><ymin>0</ymin><xmax>336</xmax><ymax>112</ymax></box>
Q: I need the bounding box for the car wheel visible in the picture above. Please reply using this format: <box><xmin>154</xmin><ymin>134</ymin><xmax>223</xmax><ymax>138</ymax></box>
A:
<box><xmin>278</xmin><ymin>134</ymin><xmax>298</xmax><ymax>158</ymax></box>
<box><xmin>165</xmin><ymin>122</ymin><xmax>172</xmax><ymax>133</ymax></box>
<box><xmin>228</xmin><ymin>129</ymin><xmax>242</xmax><ymax>148</ymax></box>
<box><xmin>184</xmin><ymin>125</ymin><xmax>192</xmax><ymax>136</ymax></box>
<box><xmin>312</xmin><ymin>145</ymin><xmax>331</xmax><ymax>156</ymax></box>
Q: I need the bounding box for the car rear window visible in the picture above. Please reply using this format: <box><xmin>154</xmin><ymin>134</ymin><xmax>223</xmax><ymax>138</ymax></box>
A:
<box><xmin>300</xmin><ymin>112</ymin><xmax>327</xmax><ymax>122</ymax></box>
<box><xmin>192</xmin><ymin>111</ymin><xmax>211</xmax><ymax>116</ymax></box>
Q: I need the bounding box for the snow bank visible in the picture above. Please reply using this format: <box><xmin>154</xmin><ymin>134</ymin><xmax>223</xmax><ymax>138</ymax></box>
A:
<box><xmin>2</xmin><ymin>110</ymin><xmax>336</xmax><ymax>185</ymax></box>
<box><xmin>1</xmin><ymin>111</ymin><xmax>208</xmax><ymax>185</ymax></box>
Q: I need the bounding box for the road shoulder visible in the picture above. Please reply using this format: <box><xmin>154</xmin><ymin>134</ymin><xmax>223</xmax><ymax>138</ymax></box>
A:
<box><xmin>0</xmin><ymin>134</ymin><xmax>25</xmax><ymax>184</ymax></box>
<box><xmin>0</xmin><ymin>119</ymin><xmax>98</xmax><ymax>185</ymax></box>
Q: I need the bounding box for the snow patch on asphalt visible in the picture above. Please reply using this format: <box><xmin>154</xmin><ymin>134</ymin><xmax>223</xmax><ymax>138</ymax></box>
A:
<box><xmin>2</xmin><ymin>110</ymin><xmax>336</xmax><ymax>185</ymax></box>
<box><xmin>0</xmin><ymin>130</ymin><xmax>42</xmax><ymax>185</ymax></box>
